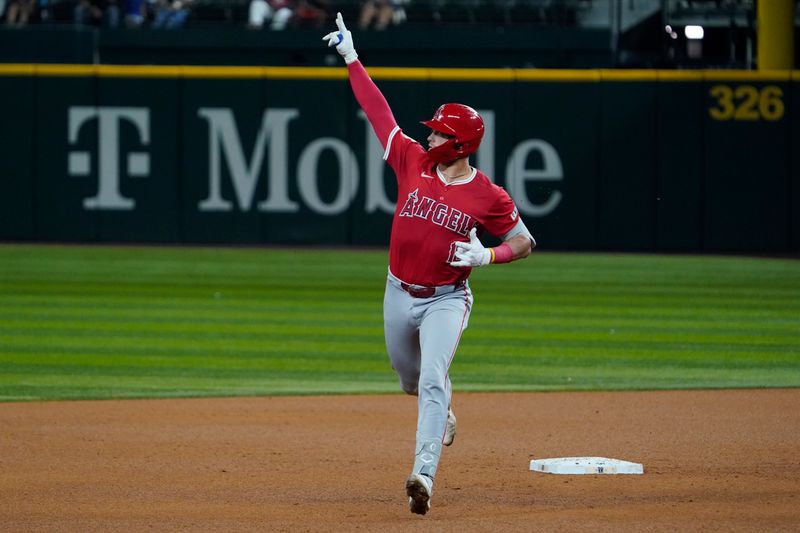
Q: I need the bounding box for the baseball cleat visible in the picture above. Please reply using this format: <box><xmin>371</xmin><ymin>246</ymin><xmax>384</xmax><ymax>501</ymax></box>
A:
<box><xmin>443</xmin><ymin>407</ymin><xmax>457</xmax><ymax>446</ymax></box>
<box><xmin>405</xmin><ymin>473</ymin><xmax>433</xmax><ymax>515</ymax></box>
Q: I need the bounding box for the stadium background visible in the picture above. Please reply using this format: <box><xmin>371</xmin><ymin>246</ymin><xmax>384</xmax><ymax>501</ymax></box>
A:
<box><xmin>1</xmin><ymin>0</ymin><xmax>798</xmax><ymax>253</ymax></box>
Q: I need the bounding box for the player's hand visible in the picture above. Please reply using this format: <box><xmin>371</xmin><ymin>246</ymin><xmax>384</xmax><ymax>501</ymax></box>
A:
<box><xmin>449</xmin><ymin>228</ymin><xmax>491</xmax><ymax>268</ymax></box>
<box><xmin>322</xmin><ymin>12</ymin><xmax>358</xmax><ymax>65</ymax></box>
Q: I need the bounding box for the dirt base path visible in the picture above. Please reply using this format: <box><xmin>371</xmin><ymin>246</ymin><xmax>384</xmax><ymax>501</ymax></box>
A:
<box><xmin>1</xmin><ymin>389</ymin><xmax>798</xmax><ymax>532</ymax></box>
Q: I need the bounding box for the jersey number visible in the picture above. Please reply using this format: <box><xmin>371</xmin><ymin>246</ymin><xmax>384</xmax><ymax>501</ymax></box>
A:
<box><xmin>447</xmin><ymin>242</ymin><xmax>459</xmax><ymax>264</ymax></box>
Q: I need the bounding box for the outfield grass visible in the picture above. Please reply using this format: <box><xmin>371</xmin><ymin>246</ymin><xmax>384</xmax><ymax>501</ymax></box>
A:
<box><xmin>0</xmin><ymin>244</ymin><xmax>798</xmax><ymax>401</ymax></box>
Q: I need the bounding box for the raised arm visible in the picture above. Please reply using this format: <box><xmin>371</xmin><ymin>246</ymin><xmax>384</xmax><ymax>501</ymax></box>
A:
<box><xmin>323</xmin><ymin>12</ymin><xmax>398</xmax><ymax>148</ymax></box>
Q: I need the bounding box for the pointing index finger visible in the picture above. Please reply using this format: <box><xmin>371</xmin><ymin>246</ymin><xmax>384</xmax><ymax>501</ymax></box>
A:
<box><xmin>335</xmin><ymin>12</ymin><xmax>347</xmax><ymax>31</ymax></box>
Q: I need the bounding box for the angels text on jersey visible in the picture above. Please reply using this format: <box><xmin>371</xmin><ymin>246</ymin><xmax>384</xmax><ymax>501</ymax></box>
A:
<box><xmin>398</xmin><ymin>188</ymin><xmax>475</xmax><ymax>236</ymax></box>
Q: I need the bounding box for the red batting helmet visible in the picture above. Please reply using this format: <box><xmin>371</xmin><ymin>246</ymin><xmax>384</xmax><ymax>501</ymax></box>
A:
<box><xmin>421</xmin><ymin>103</ymin><xmax>485</xmax><ymax>163</ymax></box>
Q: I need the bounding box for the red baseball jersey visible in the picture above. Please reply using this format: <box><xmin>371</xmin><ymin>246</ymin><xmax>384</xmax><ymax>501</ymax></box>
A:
<box><xmin>346</xmin><ymin>60</ymin><xmax>520</xmax><ymax>287</ymax></box>
<box><xmin>385</xmin><ymin>130</ymin><xmax>520</xmax><ymax>287</ymax></box>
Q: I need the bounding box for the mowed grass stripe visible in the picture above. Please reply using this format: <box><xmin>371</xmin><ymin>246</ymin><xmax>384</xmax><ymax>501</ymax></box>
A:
<box><xmin>5</xmin><ymin>309</ymin><xmax>795</xmax><ymax>338</ymax></box>
<box><xmin>1</xmin><ymin>376</ymin><xmax>399</xmax><ymax>402</ymax></box>
<box><xmin>1</xmin><ymin>283</ymin><xmax>379</xmax><ymax>302</ymax></box>
<box><xmin>0</xmin><ymin>320</ymin><xmax>382</xmax><ymax>339</ymax></box>
<box><xmin>3</xmin><ymin>305</ymin><xmax>382</xmax><ymax>326</ymax></box>
<box><xmin>3</xmin><ymin>334</ymin><xmax>796</xmax><ymax>362</ymax></box>
<box><xmin>3</xmin><ymin>295</ymin><xmax>380</xmax><ymax>316</ymax></box>
<box><xmin>1</xmin><ymin>244</ymin><xmax>798</xmax><ymax>401</ymax></box>
<box><xmin>0</xmin><ymin>343</ymin><xmax>797</xmax><ymax>375</ymax></box>
<box><xmin>0</xmin><ymin>348</ymin><xmax>386</xmax><ymax>367</ymax></box>
<box><xmin>474</xmin><ymin>291</ymin><xmax>798</xmax><ymax>311</ymax></box>
<box><xmin>1</xmin><ymin>334</ymin><xmax>383</xmax><ymax>354</ymax></box>
<box><xmin>2</xmin><ymin>324</ymin><xmax>795</xmax><ymax>349</ymax></box>
<box><xmin>1</xmin><ymin>360</ymin><xmax>389</xmax><ymax>378</ymax></box>
<box><xmin>453</xmin><ymin>367</ymin><xmax>796</xmax><ymax>391</ymax></box>
<box><xmin>5</xmin><ymin>301</ymin><xmax>796</xmax><ymax>338</ymax></box>
<box><xmin>9</xmin><ymin>290</ymin><xmax>798</xmax><ymax>316</ymax></box>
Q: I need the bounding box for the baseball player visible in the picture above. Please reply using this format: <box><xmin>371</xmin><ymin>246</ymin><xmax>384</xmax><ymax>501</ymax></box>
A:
<box><xmin>323</xmin><ymin>13</ymin><xmax>535</xmax><ymax>515</ymax></box>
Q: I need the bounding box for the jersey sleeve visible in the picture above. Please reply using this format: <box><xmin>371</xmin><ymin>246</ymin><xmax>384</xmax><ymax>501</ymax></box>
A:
<box><xmin>347</xmin><ymin>60</ymin><xmax>398</xmax><ymax>150</ymax></box>
<box><xmin>384</xmin><ymin>130</ymin><xmax>425</xmax><ymax>181</ymax></box>
<box><xmin>482</xmin><ymin>185</ymin><xmax>522</xmax><ymax>238</ymax></box>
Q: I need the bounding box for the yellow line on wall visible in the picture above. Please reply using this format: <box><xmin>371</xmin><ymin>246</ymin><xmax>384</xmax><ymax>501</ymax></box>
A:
<box><xmin>0</xmin><ymin>64</ymin><xmax>796</xmax><ymax>82</ymax></box>
<box><xmin>515</xmin><ymin>69</ymin><xmax>600</xmax><ymax>82</ymax></box>
<box><xmin>32</xmin><ymin>64</ymin><xmax>98</xmax><ymax>76</ymax></box>
<box><xmin>704</xmin><ymin>69</ymin><xmax>794</xmax><ymax>81</ymax></box>
<box><xmin>0</xmin><ymin>64</ymin><xmax>35</xmax><ymax>75</ymax></box>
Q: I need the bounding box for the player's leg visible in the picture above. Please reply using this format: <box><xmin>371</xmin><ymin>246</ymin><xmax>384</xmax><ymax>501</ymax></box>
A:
<box><xmin>384</xmin><ymin>279</ymin><xmax>432</xmax><ymax>514</ymax></box>
<box><xmin>405</xmin><ymin>287</ymin><xmax>472</xmax><ymax>514</ymax></box>
<box><xmin>416</xmin><ymin>288</ymin><xmax>472</xmax><ymax>445</ymax></box>
<box><xmin>383</xmin><ymin>280</ymin><xmax>421</xmax><ymax>395</ymax></box>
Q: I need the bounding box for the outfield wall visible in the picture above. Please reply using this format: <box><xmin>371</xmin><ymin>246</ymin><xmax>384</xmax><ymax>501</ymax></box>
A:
<box><xmin>1</xmin><ymin>64</ymin><xmax>798</xmax><ymax>252</ymax></box>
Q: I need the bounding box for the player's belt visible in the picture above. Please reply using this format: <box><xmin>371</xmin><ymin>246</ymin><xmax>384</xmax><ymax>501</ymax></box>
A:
<box><xmin>400</xmin><ymin>283</ymin><xmax>436</xmax><ymax>298</ymax></box>
<box><xmin>399</xmin><ymin>280</ymin><xmax>465</xmax><ymax>299</ymax></box>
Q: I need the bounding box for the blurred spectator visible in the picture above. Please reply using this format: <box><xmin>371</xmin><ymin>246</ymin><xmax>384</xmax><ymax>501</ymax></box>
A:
<box><xmin>4</xmin><ymin>0</ymin><xmax>35</xmax><ymax>25</ymax></box>
<box><xmin>248</xmin><ymin>0</ymin><xmax>293</xmax><ymax>30</ymax></box>
<box><xmin>359</xmin><ymin>0</ymin><xmax>407</xmax><ymax>30</ymax></box>
<box><xmin>393</xmin><ymin>0</ymin><xmax>408</xmax><ymax>25</ymax></box>
<box><xmin>429</xmin><ymin>0</ymin><xmax>484</xmax><ymax>24</ymax></box>
<box><xmin>107</xmin><ymin>0</ymin><xmax>121</xmax><ymax>26</ymax></box>
<box><xmin>293</xmin><ymin>0</ymin><xmax>328</xmax><ymax>28</ymax></box>
<box><xmin>38</xmin><ymin>0</ymin><xmax>53</xmax><ymax>23</ymax></box>
<box><xmin>248</xmin><ymin>0</ymin><xmax>270</xmax><ymax>28</ymax></box>
<box><xmin>124</xmin><ymin>0</ymin><xmax>145</xmax><ymax>26</ymax></box>
<box><xmin>73</xmin><ymin>0</ymin><xmax>101</xmax><ymax>25</ymax></box>
<box><xmin>152</xmin><ymin>0</ymin><xmax>192</xmax><ymax>28</ymax></box>
<box><xmin>74</xmin><ymin>0</ymin><xmax>120</xmax><ymax>27</ymax></box>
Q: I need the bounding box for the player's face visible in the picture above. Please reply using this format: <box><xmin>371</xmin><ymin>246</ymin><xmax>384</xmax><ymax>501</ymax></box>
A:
<box><xmin>427</xmin><ymin>129</ymin><xmax>454</xmax><ymax>150</ymax></box>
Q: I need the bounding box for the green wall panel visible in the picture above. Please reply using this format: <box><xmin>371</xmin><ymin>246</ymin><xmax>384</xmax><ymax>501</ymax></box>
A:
<box><xmin>1</xmin><ymin>67</ymin><xmax>796</xmax><ymax>253</ymax></box>
<box><xmin>513</xmin><ymin>81</ymin><xmax>601</xmax><ymax>249</ymax></box>
<box><xmin>0</xmin><ymin>76</ymin><xmax>35</xmax><ymax>239</ymax></box>
<box><xmin>655</xmin><ymin>82</ymin><xmax>704</xmax><ymax>251</ymax></box>
<box><xmin>598</xmin><ymin>82</ymin><xmax>657</xmax><ymax>250</ymax></box>
<box><xmin>35</xmin><ymin>76</ymin><xmax>100</xmax><ymax>241</ymax></box>
<box><xmin>261</xmin><ymin>77</ymin><xmax>353</xmax><ymax>245</ymax></box>
<box><xmin>702</xmin><ymin>81</ymin><xmax>791</xmax><ymax>252</ymax></box>
<box><xmin>96</xmin><ymin>77</ymin><xmax>181</xmax><ymax>243</ymax></box>
<box><xmin>181</xmin><ymin>77</ymin><xmax>266</xmax><ymax>244</ymax></box>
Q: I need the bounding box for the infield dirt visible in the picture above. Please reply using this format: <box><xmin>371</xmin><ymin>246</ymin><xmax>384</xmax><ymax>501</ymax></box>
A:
<box><xmin>1</xmin><ymin>389</ymin><xmax>798</xmax><ymax>532</ymax></box>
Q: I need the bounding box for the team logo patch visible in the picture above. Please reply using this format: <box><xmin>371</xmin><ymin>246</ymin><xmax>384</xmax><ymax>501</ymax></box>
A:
<box><xmin>510</xmin><ymin>206</ymin><xmax>518</xmax><ymax>221</ymax></box>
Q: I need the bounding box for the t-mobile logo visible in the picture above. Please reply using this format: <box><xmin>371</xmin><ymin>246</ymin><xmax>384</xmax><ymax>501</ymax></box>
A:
<box><xmin>67</xmin><ymin>107</ymin><xmax>150</xmax><ymax>210</ymax></box>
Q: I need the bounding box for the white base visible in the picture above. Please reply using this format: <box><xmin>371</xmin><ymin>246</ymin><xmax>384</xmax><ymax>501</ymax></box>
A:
<box><xmin>530</xmin><ymin>457</ymin><xmax>644</xmax><ymax>475</ymax></box>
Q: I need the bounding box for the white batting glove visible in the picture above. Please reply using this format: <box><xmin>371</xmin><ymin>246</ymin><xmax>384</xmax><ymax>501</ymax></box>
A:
<box><xmin>450</xmin><ymin>228</ymin><xmax>491</xmax><ymax>268</ymax></box>
<box><xmin>322</xmin><ymin>12</ymin><xmax>358</xmax><ymax>65</ymax></box>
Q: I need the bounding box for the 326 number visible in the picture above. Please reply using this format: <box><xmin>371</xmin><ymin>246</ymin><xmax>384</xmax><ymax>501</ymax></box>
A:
<box><xmin>708</xmin><ymin>85</ymin><xmax>784</xmax><ymax>121</ymax></box>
